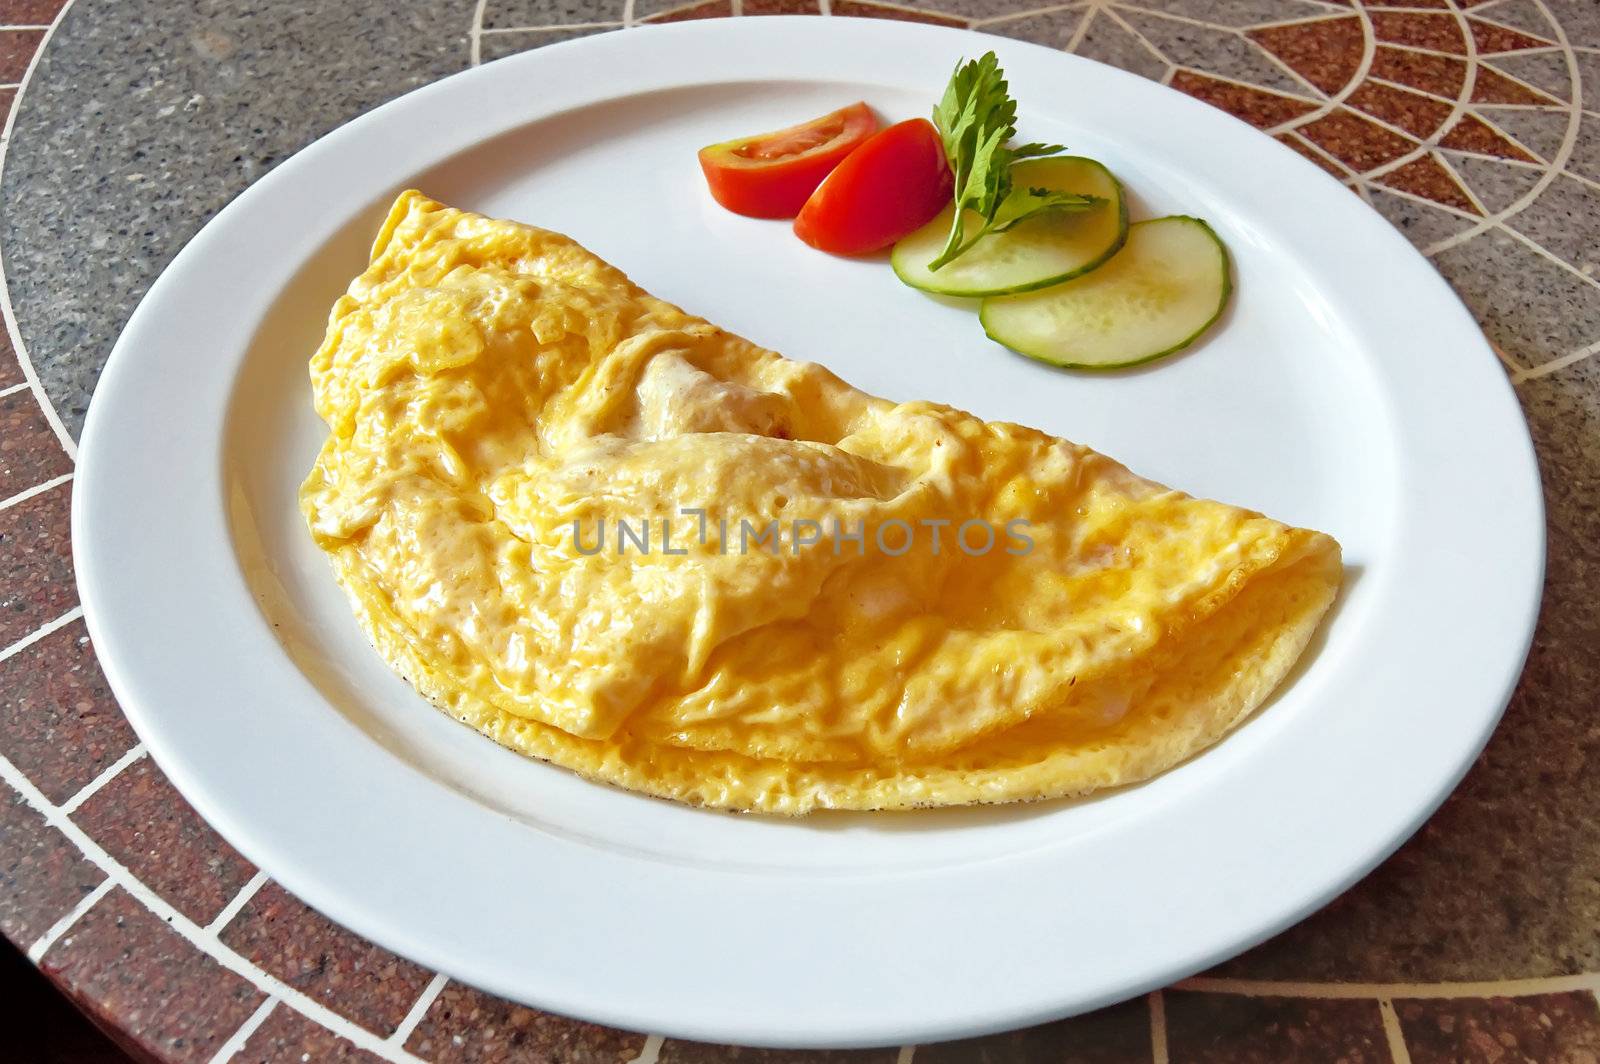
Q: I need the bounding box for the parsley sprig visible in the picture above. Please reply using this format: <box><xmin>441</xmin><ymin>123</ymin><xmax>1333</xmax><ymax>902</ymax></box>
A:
<box><xmin>928</xmin><ymin>53</ymin><xmax>1102</xmax><ymax>271</ymax></box>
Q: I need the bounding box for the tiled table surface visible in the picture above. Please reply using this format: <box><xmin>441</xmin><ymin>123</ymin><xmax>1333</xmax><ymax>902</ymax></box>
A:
<box><xmin>0</xmin><ymin>0</ymin><xmax>1596</xmax><ymax>1060</ymax></box>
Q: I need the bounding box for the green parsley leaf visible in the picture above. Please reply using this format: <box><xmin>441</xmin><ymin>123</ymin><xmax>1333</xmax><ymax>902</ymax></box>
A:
<box><xmin>927</xmin><ymin>53</ymin><xmax>1097</xmax><ymax>270</ymax></box>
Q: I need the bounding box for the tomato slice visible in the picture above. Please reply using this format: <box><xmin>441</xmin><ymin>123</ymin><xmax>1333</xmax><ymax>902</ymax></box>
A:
<box><xmin>698</xmin><ymin>102</ymin><xmax>879</xmax><ymax>219</ymax></box>
<box><xmin>793</xmin><ymin>118</ymin><xmax>953</xmax><ymax>256</ymax></box>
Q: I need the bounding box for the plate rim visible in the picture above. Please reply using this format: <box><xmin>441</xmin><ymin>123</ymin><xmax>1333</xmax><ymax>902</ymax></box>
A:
<box><xmin>72</xmin><ymin>16</ymin><xmax>1545</xmax><ymax>1048</ymax></box>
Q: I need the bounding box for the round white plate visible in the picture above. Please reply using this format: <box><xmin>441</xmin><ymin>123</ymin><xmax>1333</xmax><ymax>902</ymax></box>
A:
<box><xmin>74</xmin><ymin>17</ymin><xmax>1543</xmax><ymax>1048</ymax></box>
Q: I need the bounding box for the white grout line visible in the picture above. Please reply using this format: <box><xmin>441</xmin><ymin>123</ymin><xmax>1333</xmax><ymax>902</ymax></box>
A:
<box><xmin>1148</xmin><ymin>990</ymin><xmax>1169</xmax><ymax>1064</ymax></box>
<box><xmin>479</xmin><ymin>21</ymin><xmax>626</xmax><ymax>33</ymax></box>
<box><xmin>25</xmin><ymin>877</ymin><xmax>114</xmax><ymax>962</ymax></box>
<box><xmin>0</xmin><ymin>605</ymin><xmax>82</xmax><ymax>664</ymax></box>
<box><xmin>894</xmin><ymin>1043</ymin><xmax>915</xmax><ymax>1064</ymax></box>
<box><xmin>625</xmin><ymin>1033</ymin><xmax>666</xmax><ymax>1064</ymax></box>
<box><xmin>0</xmin><ymin>750</ymin><xmax>431</xmax><ymax>1063</ymax></box>
<box><xmin>1439</xmin><ymin>144</ymin><xmax>1545</xmax><ymax>168</ymax></box>
<box><xmin>1379</xmin><ymin>999</ymin><xmax>1414</xmax><ymax>1064</ymax></box>
<box><xmin>1476</xmin><ymin>100</ymin><xmax>1563</xmax><ymax>110</ymax></box>
<box><xmin>1287</xmin><ymin>130</ymin><xmax>1360</xmax><ymax>178</ymax></box>
<box><xmin>970</xmin><ymin>1</ymin><xmax>1082</xmax><ymax>30</ymax></box>
<box><xmin>1227</xmin><ymin>8</ymin><xmax>1352</xmax><ymax>32</ymax></box>
<box><xmin>0</xmin><ymin>24</ymin><xmax>50</xmax><ymax>31</ymax></box>
<box><xmin>0</xmin><ymin>469</ymin><xmax>70</xmax><ymax>512</ymax></box>
<box><xmin>1513</xmin><ymin>337</ymin><xmax>1600</xmax><ymax>383</ymax></box>
<box><xmin>1365</xmin><ymin>74</ymin><xmax>1456</xmax><ymax>106</ymax></box>
<box><xmin>1549</xmin><ymin>165</ymin><xmax>1599</xmax><ymax>191</ymax></box>
<box><xmin>203</xmin><ymin>868</ymin><xmax>269</xmax><ymax>934</ymax></box>
<box><xmin>468</xmin><ymin>0</ymin><xmax>489</xmax><ymax>66</ymax></box>
<box><xmin>385</xmin><ymin>971</ymin><xmax>449</xmax><ymax>1051</ymax></box>
<box><xmin>206</xmin><ymin>996</ymin><xmax>280</xmax><ymax>1064</ymax></box>
<box><xmin>1469</xmin><ymin>10</ymin><xmax>1558</xmax><ymax>45</ymax></box>
<box><xmin>1370</xmin><ymin>43</ymin><xmax>1473</xmax><ymax>63</ymax></box>
<box><xmin>1170</xmin><ymin>63</ymin><xmax>1324</xmax><ymax>107</ymax></box>
<box><xmin>624</xmin><ymin>0</ymin><xmax>638</xmax><ymax>28</ymax></box>
<box><xmin>1098</xmin><ymin>5</ymin><xmax>1170</xmax><ymax>70</ymax></box>
<box><xmin>1478</xmin><ymin>53</ymin><xmax>1569</xmax><ymax>102</ymax></box>
<box><xmin>1491</xmin><ymin>341</ymin><xmax>1526</xmax><ymax>374</ymax></box>
<box><xmin>1433</xmin><ymin>149</ymin><xmax>1489</xmax><ymax>213</ymax></box>
<box><xmin>0</xmin><ymin>379</ymin><xmax>29</xmax><ymax>397</ymax></box>
<box><xmin>1496</xmin><ymin>219</ymin><xmax>1600</xmax><ymax>293</ymax></box>
<box><xmin>1245</xmin><ymin>34</ymin><xmax>1337</xmax><ymax>102</ymax></box>
<box><xmin>0</xmin><ymin>0</ymin><xmax>78</xmax><ymax>461</ymax></box>
<box><xmin>1179</xmin><ymin>972</ymin><xmax>1600</xmax><ymax>998</ymax></box>
<box><xmin>57</xmin><ymin>743</ymin><xmax>145</xmax><ymax>816</ymax></box>
<box><xmin>1064</xmin><ymin>4</ymin><xmax>1095</xmax><ymax>55</ymax></box>
<box><xmin>1103</xmin><ymin>0</ymin><xmax>1242</xmax><ymax>35</ymax></box>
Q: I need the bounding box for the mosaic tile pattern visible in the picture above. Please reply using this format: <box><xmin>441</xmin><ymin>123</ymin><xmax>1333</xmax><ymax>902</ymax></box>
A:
<box><xmin>0</xmin><ymin>0</ymin><xmax>1596</xmax><ymax>1061</ymax></box>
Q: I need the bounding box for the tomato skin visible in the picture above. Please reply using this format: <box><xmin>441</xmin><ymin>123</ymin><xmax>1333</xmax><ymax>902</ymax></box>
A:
<box><xmin>793</xmin><ymin>118</ymin><xmax>954</xmax><ymax>256</ymax></box>
<box><xmin>698</xmin><ymin>102</ymin><xmax>879</xmax><ymax>219</ymax></box>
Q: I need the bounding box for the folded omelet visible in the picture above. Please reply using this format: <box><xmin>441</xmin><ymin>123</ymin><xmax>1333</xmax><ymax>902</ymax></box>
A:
<box><xmin>301</xmin><ymin>191</ymin><xmax>1342</xmax><ymax>814</ymax></box>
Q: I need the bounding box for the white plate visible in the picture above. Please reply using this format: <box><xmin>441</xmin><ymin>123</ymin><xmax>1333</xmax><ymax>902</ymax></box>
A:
<box><xmin>74</xmin><ymin>18</ymin><xmax>1543</xmax><ymax>1048</ymax></box>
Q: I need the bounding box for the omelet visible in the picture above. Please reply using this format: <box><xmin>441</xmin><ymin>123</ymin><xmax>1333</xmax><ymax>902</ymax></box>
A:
<box><xmin>300</xmin><ymin>190</ymin><xmax>1342</xmax><ymax>814</ymax></box>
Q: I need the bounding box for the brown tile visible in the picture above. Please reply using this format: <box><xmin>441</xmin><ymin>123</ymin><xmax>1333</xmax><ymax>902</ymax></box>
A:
<box><xmin>0</xmin><ymin>787</ymin><xmax>104</xmax><ymax>944</ymax></box>
<box><xmin>0</xmin><ymin>330</ymin><xmax>19</xmax><ymax>390</ymax></box>
<box><xmin>0</xmin><ymin>86</ymin><xmax>14</xmax><ymax>130</ymax></box>
<box><xmin>1170</xmin><ymin>70</ymin><xmax>1317</xmax><ymax>131</ymax></box>
<box><xmin>917</xmin><ymin>996</ymin><xmax>1150</xmax><ymax>1063</ymax></box>
<box><xmin>0</xmin><ymin>478</ymin><xmax>73</xmax><ymax>648</ymax></box>
<box><xmin>1377</xmin><ymin>154</ymin><xmax>1480</xmax><ymax>214</ymax></box>
<box><xmin>830</xmin><ymin>1</ymin><xmax>963</xmax><ymax>26</ymax></box>
<box><xmin>744</xmin><ymin>0</ymin><xmax>820</xmax><ymax>12</ymax></box>
<box><xmin>1365</xmin><ymin>0</ymin><xmax>1448</xmax><ymax>6</ymax></box>
<box><xmin>0</xmin><ymin>391</ymin><xmax>71</xmax><ymax>504</ymax></box>
<box><xmin>1298</xmin><ymin>108</ymin><xmax>1417</xmax><ymax>173</ymax></box>
<box><xmin>1164</xmin><ymin>993</ymin><xmax>1388</xmax><ymax>1063</ymax></box>
<box><xmin>1472</xmin><ymin>65</ymin><xmax>1558</xmax><ymax>105</ymax></box>
<box><xmin>1247</xmin><ymin>17</ymin><xmax>1363</xmax><ymax>96</ymax></box>
<box><xmin>0</xmin><ymin>619</ymin><xmax>138</xmax><ymax>805</ymax></box>
<box><xmin>42</xmin><ymin>888</ymin><xmax>266</xmax><ymax>1064</ymax></box>
<box><xmin>1346</xmin><ymin>80</ymin><xmax>1453</xmax><ymax>140</ymax></box>
<box><xmin>1439</xmin><ymin>113</ymin><xmax>1538</xmax><ymax>162</ymax></box>
<box><xmin>1369</xmin><ymin>46</ymin><xmax>1467</xmax><ymax>98</ymax></box>
<box><xmin>0</xmin><ymin>0</ymin><xmax>67</xmax><ymax>23</ymax></box>
<box><xmin>72</xmin><ymin>756</ymin><xmax>256</xmax><ymax>926</ymax></box>
<box><xmin>219</xmin><ymin>881</ymin><xmax>432</xmax><ymax>1038</ymax></box>
<box><xmin>1397</xmin><ymin>993</ymin><xmax>1600</xmax><ymax>1063</ymax></box>
<box><xmin>405</xmin><ymin>981</ymin><xmax>646</xmax><ymax>1063</ymax></box>
<box><xmin>1370</xmin><ymin>11</ymin><xmax>1467</xmax><ymax>54</ymax></box>
<box><xmin>1278</xmin><ymin>133</ymin><xmax>1350</xmax><ymax>179</ymax></box>
<box><xmin>235</xmin><ymin>1005</ymin><xmax>388</xmax><ymax>1064</ymax></box>
<box><xmin>661</xmin><ymin>1043</ymin><xmax>893</xmax><ymax>1063</ymax></box>
<box><xmin>643</xmin><ymin>0</ymin><xmax>730</xmax><ymax>21</ymax></box>
<box><xmin>0</xmin><ymin>28</ymin><xmax>43</xmax><ymax>80</ymax></box>
<box><xmin>1468</xmin><ymin>17</ymin><xmax>1552</xmax><ymax>54</ymax></box>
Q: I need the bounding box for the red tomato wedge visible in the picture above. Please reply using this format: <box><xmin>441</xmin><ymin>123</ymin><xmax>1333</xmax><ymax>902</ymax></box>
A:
<box><xmin>698</xmin><ymin>102</ymin><xmax>879</xmax><ymax>219</ymax></box>
<box><xmin>793</xmin><ymin>118</ymin><xmax>954</xmax><ymax>256</ymax></box>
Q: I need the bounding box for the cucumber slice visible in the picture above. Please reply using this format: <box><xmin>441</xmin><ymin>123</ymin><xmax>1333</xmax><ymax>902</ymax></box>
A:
<box><xmin>891</xmin><ymin>157</ymin><xmax>1129</xmax><ymax>298</ymax></box>
<box><xmin>979</xmin><ymin>216</ymin><xmax>1231</xmax><ymax>370</ymax></box>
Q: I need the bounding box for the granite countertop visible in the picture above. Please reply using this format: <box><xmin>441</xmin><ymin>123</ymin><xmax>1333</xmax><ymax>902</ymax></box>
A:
<box><xmin>1</xmin><ymin>0</ymin><xmax>1597</xmax><ymax>1060</ymax></box>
